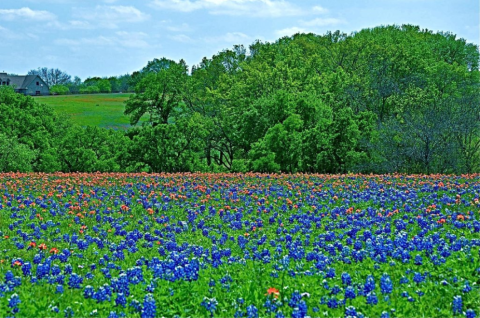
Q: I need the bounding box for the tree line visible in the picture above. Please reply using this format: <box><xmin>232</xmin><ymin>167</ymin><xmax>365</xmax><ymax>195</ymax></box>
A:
<box><xmin>27</xmin><ymin>68</ymin><xmax>134</xmax><ymax>95</ymax></box>
<box><xmin>2</xmin><ymin>24</ymin><xmax>479</xmax><ymax>174</ymax></box>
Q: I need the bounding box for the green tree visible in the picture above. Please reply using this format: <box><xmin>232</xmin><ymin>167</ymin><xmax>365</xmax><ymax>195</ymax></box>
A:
<box><xmin>50</xmin><ymin>84</ymin><xmax>70</xmax><ymax>95</ymax></box>
<box><xmin>0</xmin><ymin>133</ymin><xmax>37</xmax><ymax>172</ymax></box>
<box><xmin>124</xmin><ymin>58</ymin><xmax>188</xmax><ymax>126</ymax></box>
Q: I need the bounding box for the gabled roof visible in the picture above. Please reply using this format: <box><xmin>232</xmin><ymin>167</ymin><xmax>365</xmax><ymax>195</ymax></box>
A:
<box><xmin>0</xmin><ymin>74</ymin><xmax>47</xmax><ymax>89</ymax></box>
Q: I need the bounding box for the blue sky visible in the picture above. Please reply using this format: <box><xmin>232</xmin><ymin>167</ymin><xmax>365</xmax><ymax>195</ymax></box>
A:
<box><xmin>1</xmin><ymin>0</ymin><xmax>478</xmax><ymax>79</ymax></box>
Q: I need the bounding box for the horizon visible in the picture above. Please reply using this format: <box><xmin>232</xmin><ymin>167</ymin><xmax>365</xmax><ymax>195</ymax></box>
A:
<box><xmin>1</xmin><ymin>0</ymin><xmax>479</xmax><ymax>80</ymax></box>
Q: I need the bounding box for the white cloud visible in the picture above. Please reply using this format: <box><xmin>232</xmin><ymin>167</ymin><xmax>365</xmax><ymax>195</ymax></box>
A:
<box><xmin>0</xmin><ymin>7</ymin><xmax>56</xmax><ymax>21</ymax></box>
<box><xmin>167</xmin><ymin>23</ymin><xmax>192</xmax><ymax>32</ymax></box>
<box><xmin>55</xmin><ymin>32</ymin><xmax>150</xmax><ymax>49</ymax></box>
<box><xmin>115</xmin><ymin>31</ymin><xmax>150</xmax><ymax>48</ymax></box>
<box><xmin>203</xmin><ymin>32</ymin><xmax>250</xmax><ymax>43</ymax></box>
<box><xmin>274</xmin><ymin>17</ymin><xmax>345</xmax><ymax>38</ymax></box>
<box><xmin>169</xmin><ymin>34</ymin><xmax>194</xmax><ymax>43</ymax></box>
<box><xmin>150</xmin><ymin>0</ymin><xmax>305</xmax><ymax>17</ymax></box>
<box><xmin>0</xmin><ymin>25</ymin><xmax>19</xmax><ymax>39</ymax></box>
<box><xmin>312</xmin><ymin>6</ymin><xmax>328</xmax><ymax>14</ymax></box>
<box><xmin>300</xmin><ymin>17</ymin><xmax>344</xmax><ymax>27</ymax></box>
<box><xmin>68</xmin><ymin>20</ymin><xmax>94</xmax><ymax>29</ymax></box>
<box><xmin>275</xmin><ymin>26</ymin><xmax>307</xmax><ymax>37</ymax></box>
<box><xmin>76</xmin><ymin>5</ymin><xmax>150</xmax><ymax>27</ymax></box>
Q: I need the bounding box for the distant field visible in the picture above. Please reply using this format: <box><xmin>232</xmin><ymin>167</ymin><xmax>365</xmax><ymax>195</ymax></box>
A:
<box><xmin>33</xmin><ymin>93</ymin><xmax>139</xmax><ymax>129</ymax></box>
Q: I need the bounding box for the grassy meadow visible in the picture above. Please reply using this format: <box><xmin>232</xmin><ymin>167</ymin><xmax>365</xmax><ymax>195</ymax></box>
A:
<box><xmin>33</xmin><ymin>93</ymin><xmax>137</xmax><ymax>129</ymax></box>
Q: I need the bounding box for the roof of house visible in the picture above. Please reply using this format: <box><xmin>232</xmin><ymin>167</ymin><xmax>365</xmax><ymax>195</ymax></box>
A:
<box><xmin>0</xmin><ymin>73</ymin><xmax>47</xmax><ymax>89</ymax></box>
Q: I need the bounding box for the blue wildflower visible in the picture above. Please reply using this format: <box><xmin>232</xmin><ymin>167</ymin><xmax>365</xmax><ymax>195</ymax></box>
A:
<box><xmin>141</xmin><ymin>293</ymin><xmax>156</xmax><ymax>318</ymax></box>
<box><xmin>201</xmin><ymin>297</ymin><xmax>218</xmax><ymax>317</ymax></box>
<box><xmin>466</xmin><ymin>309</ymin><xmax>476</xmax><ymax>318</ymax></box>
<box><xmin>380</xmin><ymin>273</ymin><xmax>393</xmax><ymax>294</ymax></box>
<box><xmin>246</xmin><ymin>305</ymin><xmax>258</xmax><ymax>318</ymax></box>
<box><xmin>366</xmin><ymin>292</ymin><xmax>378</xmax><ymax>305</ymax></box>
<box><xmin>345</xmin><ymin>286</ymin><xmax>356</xmax><ymax>299</ymax></box>
<box><xmin>453</xmin><ymin>295</ymin><xmax>462</xmax><ymax>315</ymax></box>
<box><xmin>341</xmin><ymin>272</ymin><xmax>352</xmax><ymax>285</ymax></box>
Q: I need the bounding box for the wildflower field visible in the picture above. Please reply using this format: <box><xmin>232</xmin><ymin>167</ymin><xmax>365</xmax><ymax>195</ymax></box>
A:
<box><xmin>0</xmin><ymin>173</ymin><xmax>479</xmax><ymax>318</ymax></box>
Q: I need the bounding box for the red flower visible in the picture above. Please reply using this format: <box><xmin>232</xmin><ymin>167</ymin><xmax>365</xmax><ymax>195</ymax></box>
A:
<box><xmin>38</xmin><ymin>243</ymin><xmax>47</xmax><ymax>250</ymax></box>
<box><xmin>49</xmin><ymin>248</ymin><xmax>59</xmax><ymax>254</ymax></box>
<box><xmin>29</xmin><ymin>242</ymin><xmax>37</xmax><ymax>248</ymax></box>
<box><xmin>266</xmin><ymin>287</ymin><xmax>280</xmax><ymax>298</ymax></box>
<box><xmin>13</xmin><ymin>261</ymin><xmax>22</xmax><ymax>267</ymax></box>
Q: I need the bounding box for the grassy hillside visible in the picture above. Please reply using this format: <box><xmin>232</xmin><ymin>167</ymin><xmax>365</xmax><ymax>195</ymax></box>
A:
<box><xmin>33</xmin><ymin>93</ymin><xmax>137</xmax><ymax>129</ymax></box>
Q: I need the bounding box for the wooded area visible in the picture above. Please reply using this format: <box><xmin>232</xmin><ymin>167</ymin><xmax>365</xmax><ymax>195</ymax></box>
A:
<box><xmin>1</xmin><ymin>25</ymin><xmax>479</xmax><ymax>173</ymax></box>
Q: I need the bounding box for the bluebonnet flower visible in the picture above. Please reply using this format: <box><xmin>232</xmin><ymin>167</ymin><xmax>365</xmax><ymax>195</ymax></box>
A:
<box><xmin>64</xmin><ymin>306</ymin><xmax>74</xmax><ymax>318</ymax></box>
<box><xmin>275</xmin><ymin>312</ymin><xmax>285</xmax><ymax>318</ymax></box>
<box><xmin>345</xmin><ymin>286</ymin><xmax>356</xmax><ymax>299</ymax></box>
<box><xmin>326</xmin><ymin>267</ymin><xmax>336</xmax><ymax>278</ymax></box>
<box><xmin>116</xmin><ymin>293</ymin><xmax>127</xmax><ymax>307</ymax></box>
<box><xmin>399</xmin><ymin>276</ymin><xmax>409</xmax><ymax>284</ymax></box>
<box><xmin>463</xmin><ymin>282</ymin><xmax>472</xmax><ymax>293</ymax></box>
<box><xmin>331</xmin><ymin>285</ymin><xmax>341</xmax><ymax>295</ymax></box>
<box><xmin>64</xmin><ymin>264</ymin><xmax>73</xmax><ymax>274</ymax></box>
<box><xmin>345</xmin><ymin>306</ymin><xmax>357</xmax><ymax>317</ymax></box>
<box><xmin>341</xmin><ymin>272</ymin><xmax>352</xmax><ymax>285</ymax></box>
<box><xmin>452</xmin><ymin>295</ymin><xmax>462</xmax><ymax>315</ymax></box>
<box><xmin>380</xmin><ymin>273</ymin><xmax>393</xmax><ymax>294</ymax></box>
<box><xmin>21</xmin><ymin>262</ymin><xmax>32</xmax><ymax>276</ymax></box>
<box><xmin>56</xmin><ymin>284</ymin><xmax>64</xmax><ymax>294</ymax></box>
<box><xmin>288</xmin><ymin>291</ymin><xmax>302</xmax><ymax>308</ymax></box>
<box><xmin>8</xmin><ymin>293</ymin><xmax>20</xmax><ymax>314</ymax></box>
<box><xmin>291</xmin><ymin>300</ymin><xmax>307</xmax><ymax>318</ymax></box>
<box><xmin>366</xmin><ymin>292</ymin><xmax>378</xmax><ymax>305</ymax></box>
<box><xmin>83</xmin><ymin>285</ymin><xmax>94</xmax><ymax>299</ymax></box>
<box><xmin>381</xmin><ymin>311</ymin><xmax>390</xmax><ymax>318</ymax></box>
<box><xmin>466</xmin><ymin>309</ymin><xmax>476</xmax><ymax>318</ymax></box>
<box><xmin>364</xmin><ymin>275</ymin><xmax>375</xmax><ymax>294</ymax></box>
<box><xmin>141</xmin><ymin>294</ymin><xmax>156</xmax><ymax>318</ymax></box>
<box><xmin>264</xmin><ymin>298</ymin><xmax>280</xmax><ymax>313</ymax></box>
<box><xmin>246</xmin><ymin>305</ymin><xmax>258</xmax><ymax>318</ymax></box>
<box><xmin>130</xmin><ymin>300</ymin><xmax>142</xmax><ymax>312</ymax></box>
<box><xmin>108</xmin><ymin>311</ymin><xmax>119</xmax><ymax>318</ymax></box>
<box><xmin>413</xmin><ymin>272</ymin><xmax>424</xmax><ymax>284</ymax></box>
<box><xmin>68</xmin><ymin>273</ymin><xmax>83</xmax><ymax>289</ymax></box>
<box><xmin>201</xmin><ymin>297</ymin><xmax>218</xmax><ymax>317</ymax></box>
<box><xmin>327</xmin><ymin>297</ymin><xmax>338</xmax><ymax>309</ymax></box>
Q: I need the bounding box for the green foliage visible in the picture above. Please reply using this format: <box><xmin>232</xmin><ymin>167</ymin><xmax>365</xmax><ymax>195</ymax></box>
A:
<box><xmin>1</xmin><ymin>24</ymin><xmax>479</xmax><ymax>173</ymax></box>
<box><xmin>50</xmin><ymin>84</ymin><xmax>70</xmax><ymax>95</ymax></box>
<box><xmin>124</xmin><ymin>58</ymin><xmax>188</xmax><ymax>126</ymax></box>
<box><xmin>0</xmin><ymin>133</ymin><xmax>36</xmax><ymax>171</ymax></box>
<box><xmin>58</xmin><ymin>125</ymin><xmax>129</xmax><ymax>172</ymax></box>
<box><xmin>0</xmin><ymin>86</ymin><xmax>65</xmax><ymax>172</ymax></box>
<box><xmin>80</xmin><ymin>85</ymin><xmax>100</xmax><ymax>94</ymax></box>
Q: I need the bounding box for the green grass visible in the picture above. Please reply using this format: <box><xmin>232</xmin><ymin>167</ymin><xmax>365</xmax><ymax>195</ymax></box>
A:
<box><xmin>33</xmin><ymin>93</ymin><xmax>140</xmax><ymax>129</ymax></box>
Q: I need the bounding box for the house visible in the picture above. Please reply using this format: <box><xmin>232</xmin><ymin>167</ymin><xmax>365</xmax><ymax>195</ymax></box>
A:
<box><xmin>0</xmin><ymin>72</ymin><xmax>50</xmax><ymax>95</ymax></box>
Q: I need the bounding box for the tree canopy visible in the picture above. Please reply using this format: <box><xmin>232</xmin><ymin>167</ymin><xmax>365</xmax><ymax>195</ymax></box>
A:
<box><xmin>3</xmin><ymin>24</ymin><xmax>480</xmax><ymax>173</ymax></box>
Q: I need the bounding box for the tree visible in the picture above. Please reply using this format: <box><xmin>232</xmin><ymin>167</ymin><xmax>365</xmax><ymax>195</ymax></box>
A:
<box><xmin>124</xmin><ymin>58</ymin><xmax>188</xmax><ymax>126</ymax></box>
<box><xmin>0</xmin><ymin>86</ymin><xmax>66</xmax><ymax>172</ymax></box>
<box><xmin>28</xmin><ymin>67</ymin><xmax>72</xmax><ymax>86</ymax></box>
<box><xmin>50</xmin><ymin>85</ymin><xmax>70</xmax><ymax>95</ymax></box>
<box><xmin>0</xmin><ymin>133</ymin><xmax>36</xmax><ymax>172</ymax></box>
